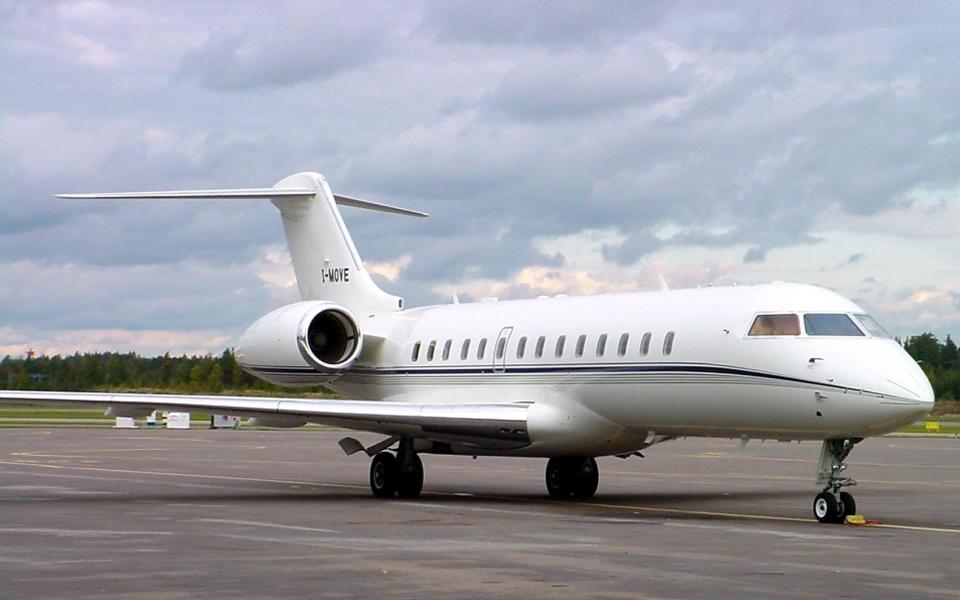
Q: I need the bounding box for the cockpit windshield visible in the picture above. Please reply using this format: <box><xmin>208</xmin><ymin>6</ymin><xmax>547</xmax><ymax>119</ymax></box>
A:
<box><xmin>748</xmin><ymin>314</ymin><xmax>800</xmax><ymax>336</ymax></box>
<box><xmin>803</xmin><ymin>313</ymin><xmax>864</xmax><ymax>336</ymax></box>
<box><xmin>853</xmin><ymin>314</ymin><xmax>892</xmax><ymax>339</ymax></box>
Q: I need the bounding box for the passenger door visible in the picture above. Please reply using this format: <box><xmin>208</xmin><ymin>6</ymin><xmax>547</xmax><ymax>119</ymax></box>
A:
<box><xmin>493</xmin><ymin>327</ymin><xmax>514</xmax><ymax>373</ymax></box>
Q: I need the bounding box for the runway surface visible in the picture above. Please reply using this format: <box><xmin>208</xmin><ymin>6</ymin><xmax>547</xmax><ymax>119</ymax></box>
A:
<box><xmin>1</xmin><ymin>429</ymin><xmax>958</xmax><ymax>599</ymax></box>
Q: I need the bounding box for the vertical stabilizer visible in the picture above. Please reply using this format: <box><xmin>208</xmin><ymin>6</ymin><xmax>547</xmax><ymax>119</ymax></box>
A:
<box><xmin>57</xmin><ymin>170</ymin><xmax>416</xmax><ymax>317</ymax></box>
<box><xmin>271</xmin><ymin>172</ymin><xmax>404</xmax><ymax>316</ymax></box>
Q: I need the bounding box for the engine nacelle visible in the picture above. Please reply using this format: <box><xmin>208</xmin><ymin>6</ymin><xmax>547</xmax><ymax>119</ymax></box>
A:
<box><xmin>235</xmin><ymin>301</ymin><xmax>362</xmax><ymax>387</ymax></box>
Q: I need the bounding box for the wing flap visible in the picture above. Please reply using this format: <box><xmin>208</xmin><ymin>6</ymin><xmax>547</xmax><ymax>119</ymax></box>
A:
<box><xmin>0</xmin><ymin>390</ymin><xmax>528</xmax><ymax>444</ymax></box>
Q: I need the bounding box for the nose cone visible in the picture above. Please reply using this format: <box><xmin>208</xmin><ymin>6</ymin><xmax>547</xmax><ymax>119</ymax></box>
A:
<box><xmin>885</xmin><ymin>348</ymin><xmax>935</xmax><ymax>421</ymax></box>
<box><xmin>916</xmin><ymin>371</ymin><xmax>935</xmax><ymax>405</ymax></box>
<box><xmin>901</xmin><ymin>351</ymin><xmax>935</xmax><ymax>406</ymax></box>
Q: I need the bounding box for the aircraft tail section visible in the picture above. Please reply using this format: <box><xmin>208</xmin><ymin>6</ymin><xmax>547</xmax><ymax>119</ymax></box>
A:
<box><xmin>59</xmin><ymin>171</ymin><xmax>426</xmax><ymax>316</ymax></box>
<box><xmin>270</xmin><ymin>172</ymin><xmax>411</xmax><ymax>315</ymax></box>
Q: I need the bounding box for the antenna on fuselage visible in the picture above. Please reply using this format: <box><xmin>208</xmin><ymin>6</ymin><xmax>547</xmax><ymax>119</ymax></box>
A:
<box><xmin>657</xmin><ymin>274</ymin><xmax>670</xmax><ymax>292</ymax></box>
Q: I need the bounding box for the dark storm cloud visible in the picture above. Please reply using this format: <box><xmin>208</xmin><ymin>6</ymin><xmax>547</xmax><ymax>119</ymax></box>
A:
<box><xmin>743</xmin><ymin>246</ymin><xmax>771</xmax><ymax>263</ymax></box>
<box><xmin>488</xmin><ymin>46</ymin><xmax>694</xmax><ymax>121</ymax></box>
<box><xmin>600</xmin><ymin>231</ymin><xmax>662</xmax><ymax>265</ymax></box>
<box><xmin>421</xmin><ymin>0</ymin><xmax>668</xmax><ymax>46</ymax></box>
<box><xmin>179</xmin><ymin>2</ymin><xmax>396</xmax><ymax>91</ymax></box>
<box><xmin>0</xmin><ymin>259</ymin><xmax>275</xmax><ymax>332</ymax></box>
<box><xmin>2</xmin><ymin>0</ymin><xmax>960</xmax><ymax>348</ymax></box>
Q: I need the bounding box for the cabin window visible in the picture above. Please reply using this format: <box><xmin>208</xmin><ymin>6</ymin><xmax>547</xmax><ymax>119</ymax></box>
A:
<box><xmin>461</xmin><ymin>339</ymin><xmax>471</xmax><ymax>360</ymax></box>
<box><xmin>663</xmin><ymin>331</ymin><xmax>675</xmax><ymax>355</ymax></box>
<box><xmin>535</xmin><ymin>336</ymin><xmax>546</xmax><ymax>358</ymax></box>
<box><xmin>496</xmin><ymin>337</ymin><xmax>507</xmax><ymax>360</ymax></box>
<box><xmin>427</xmin><ymin>340</ymin><xmax>437</xmax><ymax>361</ymax></box>
<box><xmin>477</xmin><ymin>338</ymin><xmax>487</xmax><ymax>360</ymax></box>
<box><xmin>442</xmin><ymin>339</ymin><xmax>452</xmax><ymax>360</ymax></box>
<box><xmin>617</xmin><ymin>333</ymin><xmax>629</xmax><ymax>356</ymax></box>
<box><xmin>575</xmin><ymin>335</ymin><xmax>586</xmax><ymax>358</ymax></box>
<box><xmin>853</xmin><ymin>314</ymin><xmax>892</xmax><ymax>339</ymax></box>
<box><xmin>804</xmin><ymin>313</ymin><xmax>864</xmax><ymax>337</ymax></box>
<box><xmin>596</xmin><ymin>333</ymin><xmax>608</xmax><ymax>357</ymax></box>
<box><xmin>555</xmin><ymin>335</ymin><xmax>566</xmax><ymax>358</ymax></box>
<box><xmin>639</xmin><ymin>332</ymin><xmax>651</xmax><ymax>356</ymax></box>
<box><xmin>748</xmin><ymin>314</ymin><xmax>801</xmax><ymax>336</ymax></box>
<box><xmin>411</xmin><ymin>342</ymin><xmax>421</xmax><ymax>361</ymax></box>
<box><xmin>516</xmin><ymin>336</ymin><xmax>527</xmax><ymax>359</ymax></box>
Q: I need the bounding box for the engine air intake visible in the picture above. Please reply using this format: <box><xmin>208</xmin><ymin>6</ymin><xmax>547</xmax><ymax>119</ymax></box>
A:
<box><xmin>301</xmin><ymin>307</ymin><xmax>361</xmax><ymax>368</ymax></box>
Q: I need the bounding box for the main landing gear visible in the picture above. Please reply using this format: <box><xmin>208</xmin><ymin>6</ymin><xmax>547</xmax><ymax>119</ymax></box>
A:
<box><xmin>545</xmin><ymin>457</ymin><xmax>599</xmax><ymax>499</ymax></box>
<box><xmin>813</xmin><ymin>438</ymin><xmax>861</xmax><ymax>524</ymax></box>
<box><xmin>369</xmin><ymin>439</ymin><xmax>424</xmax><ymax>499</ymax></box>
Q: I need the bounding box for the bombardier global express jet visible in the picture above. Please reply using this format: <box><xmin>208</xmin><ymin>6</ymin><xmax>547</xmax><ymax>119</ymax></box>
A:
<box><xmin>0</xmin><ymin>172</ymin><xmax>934</xmax><ymax>524</ymax></box>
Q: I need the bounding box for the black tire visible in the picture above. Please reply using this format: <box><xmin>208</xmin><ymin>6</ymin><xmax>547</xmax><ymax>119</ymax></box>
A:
<box><xmin>572</xmin><ymin>457</ymin><xmax>599</xmax><ymax>499</ymax></box>
<box><xmin>839</xmin><ymin>491</ymin><xmax>856</xmax><ymax>518</ymax></box>
<box><xmin>396</xmin><ymin>453</ymin><xmax>424</xmax><ymax>499</ymax></box>
<box><xmin>546</xmin><ymin>458</ymin><xmax>573</xmax><ymax>498</ymax></box>
<box><xmin>370</xmin><ymin>452</ymin><xmax>397</xmax><ymax>498</ymax></box>
<box><xmin>813</xmin><ymin>491</ymin><xmax>840</xmax><ymax>524</ymax></box>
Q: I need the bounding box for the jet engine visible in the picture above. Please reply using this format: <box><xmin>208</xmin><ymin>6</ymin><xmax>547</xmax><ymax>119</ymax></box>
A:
<box><xmin>235</xmin><ymin>301</ymin><xmax>362</xmax><ymax>387</ymax></box>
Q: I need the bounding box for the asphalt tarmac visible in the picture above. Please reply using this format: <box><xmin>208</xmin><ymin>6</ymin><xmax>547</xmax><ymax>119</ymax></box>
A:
<box><xmin>0</xmin><ymin>428</ymin><xmax>958</xmax><ymax>599</ymax></box>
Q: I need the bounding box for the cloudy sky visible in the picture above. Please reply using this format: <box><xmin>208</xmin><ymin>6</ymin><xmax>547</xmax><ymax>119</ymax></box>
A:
<box><xmin>2</xmin><ymin>0</ymin><xmax>959</xmax><ymax>356</ymax></box>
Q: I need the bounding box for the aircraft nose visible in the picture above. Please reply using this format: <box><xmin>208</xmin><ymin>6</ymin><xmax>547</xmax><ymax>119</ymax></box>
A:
<box><xmin>903</xmin><ymin>354</ymin><xmax>935</xmax><ymax>405</ymax></box>
<box><xmin>887</xmin><ymin>349</ymin><xmax>935</xmax><ymax>416</ymax></box>
<box><xmin>917</xmin><ymin>374</ymin><xmax>935</xmax><ymax>405</ymax></box>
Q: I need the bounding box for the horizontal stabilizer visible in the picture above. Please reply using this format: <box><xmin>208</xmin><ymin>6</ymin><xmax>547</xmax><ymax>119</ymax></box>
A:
<box><xmin>57</xmin><ymin>188</ymin><xmax>315</xmax><ymax>200</ymax></box>
<box><xmin>58</xmin><ymin>189</ymin><xmax>428</xmax><ymax>217</ymax></box>
<box><xmin>332</xmin><ymin>194</ymin><xmax>428</xmax><ymax>218</ymax></box>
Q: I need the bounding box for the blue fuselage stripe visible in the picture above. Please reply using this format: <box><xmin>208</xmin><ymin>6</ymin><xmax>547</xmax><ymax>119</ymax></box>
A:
<box><xmin>242</xmin><ymin>362</ymin><xmax>864</xmax><ymax>393</ymax></box>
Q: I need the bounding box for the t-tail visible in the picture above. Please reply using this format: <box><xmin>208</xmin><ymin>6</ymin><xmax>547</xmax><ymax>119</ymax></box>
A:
<box><xmin>58</xmin><ymin>171</ymin><xmax>427</xmax><ymax>317</ymax></box>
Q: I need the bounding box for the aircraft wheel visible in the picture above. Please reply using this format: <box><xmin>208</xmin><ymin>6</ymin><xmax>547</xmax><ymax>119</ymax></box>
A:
<box><xmin>396</xmin><ymin>453</ymin><xmax>424</xmax><ymax>499</ymax></box>
<box><xmin>572</xmin><ymin>457</ymin><xmax>599</xmax><ymax>499</ymax></box>
<box><xmin>839</xmin><ymin>491</ymin><xmax>856</xmax><ymax>517</ymax></box>
<box><xmin>813</xmin><ymin>491</ymin><xmax>841</xmax><ymax>524</ymax></box>
<box><xmin>370</xmin><ymin>452</ymin><xmax>398</xmax><ymax>498</ymax></box>
<box><xmin>545</xmin><ymin>458</ymin><xmax>573</xmax><ymax>498</ymax></box>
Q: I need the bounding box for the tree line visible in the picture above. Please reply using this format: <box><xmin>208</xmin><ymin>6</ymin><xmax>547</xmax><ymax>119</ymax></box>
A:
<box><xmin>0</xmin><ymin>349</ymin><xmax>329</xmax><ymax>395</ymax></box>
<box><xmin>1</xmin><ymin>334</ymin><xmax>958</xmax><ymax>400</ymax></box>
<box><xmin>902</xmin><ymin>333</ymin><xmax>959</xmax><ymax>401</ymax></box>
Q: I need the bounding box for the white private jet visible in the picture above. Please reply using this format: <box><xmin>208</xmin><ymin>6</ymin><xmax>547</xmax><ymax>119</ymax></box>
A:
<box><xmin>1</xmin><ymin>172</ymin><xmax>934</xmax><ymax>524</ymax></box>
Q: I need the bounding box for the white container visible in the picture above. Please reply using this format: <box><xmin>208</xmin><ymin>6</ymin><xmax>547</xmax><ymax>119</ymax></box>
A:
<box><xmin>211</xmin><ymin>414</ymin><xmax>241</xmax><ymax>429</ymax></box>
<box><xmin>165</xmin><ymin>412</ymin><xmax>191</xmax><ymax>429</ymax></box>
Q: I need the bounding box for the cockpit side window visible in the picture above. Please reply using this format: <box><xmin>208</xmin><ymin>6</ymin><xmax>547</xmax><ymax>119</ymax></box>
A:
<box><xmin>748</xmin><ymin>314</ymin><xmax>800</xmax><ymax>336</ymax></box>
<box><xmin>853</xmin><ymin>314</ymin><xmax>892</xmax><ymax>339</ymax></box>
<box><xmin>803</xmin><ymin>313</ymin><xmax>864</xmax><ymax>336</ymax></box>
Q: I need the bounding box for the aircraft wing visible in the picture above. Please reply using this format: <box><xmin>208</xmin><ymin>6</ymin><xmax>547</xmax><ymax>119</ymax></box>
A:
<box><xmin>0</xmin><ymin>390</ymin><xmax>529</xmax><ymax>448</ymax></box>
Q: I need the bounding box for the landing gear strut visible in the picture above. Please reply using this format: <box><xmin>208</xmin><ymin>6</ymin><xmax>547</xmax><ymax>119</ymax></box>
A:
<box><xmin>813</xmin><ymin>438</ymin><xmax>860</xmax><ymax>524</ymax></box>
<box><xmin>545</xmin><ymin>457</ymin><xmax>599</xmax><ymax>499</ymax></box>
<box><xmin>368</xmin><ymin>438</ymin><xmax>424</xmax><ymax>499</ymax></box>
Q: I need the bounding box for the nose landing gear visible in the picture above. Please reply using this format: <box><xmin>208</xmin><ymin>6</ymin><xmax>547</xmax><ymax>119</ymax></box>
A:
<box><xmin>812</xmin><ymin>438</ymin><xmax>861</xmax><ymax>523</ymax></box>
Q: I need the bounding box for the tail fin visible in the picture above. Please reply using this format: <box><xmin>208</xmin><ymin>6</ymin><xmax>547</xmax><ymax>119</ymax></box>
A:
<box><xmin>58</xmin><ymin>171</ymin><xmax>426</xmax><ymax>316</ymax></box>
